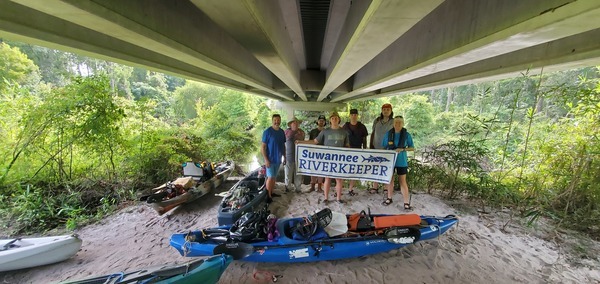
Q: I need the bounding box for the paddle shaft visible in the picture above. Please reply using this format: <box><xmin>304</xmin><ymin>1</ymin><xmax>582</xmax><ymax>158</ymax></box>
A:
<box><xmin>1</xmin><ymin>238</ymin><xmax>21</xmax><ymax>251</ymax></box>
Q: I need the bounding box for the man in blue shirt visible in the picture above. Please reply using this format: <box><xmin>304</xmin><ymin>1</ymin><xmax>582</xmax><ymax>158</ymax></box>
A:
<box><xmin>261</xmin><ymin>114</ymin><xmax>286</xmax><ymax>201</ymax></box>
<box><xmin>381</xmin><ymin>116</ymin><xmax>414</xmax><ymax>209</ymax></box>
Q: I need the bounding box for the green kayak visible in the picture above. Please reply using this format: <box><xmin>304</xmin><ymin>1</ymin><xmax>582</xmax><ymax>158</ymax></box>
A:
<box><xmin>61</xmin><ymin>254</ymin><xmax>232</xmax><ymax>284</ymax></box>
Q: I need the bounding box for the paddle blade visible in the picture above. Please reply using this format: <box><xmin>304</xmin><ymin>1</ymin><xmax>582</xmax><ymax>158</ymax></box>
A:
<box><xmin>213</xmin><ymin>242</ymin><xmax>254</xmax><ymax>260</ymax></box>
<box><xmin>323</xmin><ymin>211</ymin><xmax>348</xmax><ymax>237</ymax></box>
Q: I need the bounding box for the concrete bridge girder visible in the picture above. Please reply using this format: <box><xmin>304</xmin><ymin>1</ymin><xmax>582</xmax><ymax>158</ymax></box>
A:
<box><xmin>0</xmin><ymin>0</ymin><xmax>599</xmax><ymax>104</ymax></box>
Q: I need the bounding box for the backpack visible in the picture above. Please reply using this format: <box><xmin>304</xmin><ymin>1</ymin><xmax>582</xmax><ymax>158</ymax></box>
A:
<box><xmin>347</xmin><ymin>210</ymin><xmax>372</xmax><ymax>231</ymax></box>
<box><xmin>229</xmin><ymin>209</ymin><xmax>268</xmax><ymax>242</ymax></box>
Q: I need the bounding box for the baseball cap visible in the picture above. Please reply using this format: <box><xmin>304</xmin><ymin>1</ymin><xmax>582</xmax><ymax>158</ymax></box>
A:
<box><xmin>349</xmin><ymin>109</ymin><xmax>358</xmax><ymax>114</ymax></box>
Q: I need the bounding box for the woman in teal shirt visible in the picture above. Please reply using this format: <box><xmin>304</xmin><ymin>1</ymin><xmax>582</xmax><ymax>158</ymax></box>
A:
<box><xmin>381</xmin><ymin>116</ymin><xmax>414</xmax><ymax>209</ymax></box>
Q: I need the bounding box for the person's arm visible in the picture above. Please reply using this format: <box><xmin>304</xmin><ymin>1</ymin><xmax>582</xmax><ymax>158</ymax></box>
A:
<box><xmin>281</xmin><ymin>131</ymin><xmax>286</xmax><ymax>165</ymax></box>
<box><xmin>404</xmin><ymin>133</ymin><xmax>414</xmax><ymax>152</ymax></box>
<box><xmin>382</xmin><ymin>132</ymin><xmax>390</xmax><ymax>149</ymax></box>
<box><xmin>362</xmin><ymin>125</ymin><xmax>368</xmax><ymax>149</ymax></box>
<box><xmin>296</xmin><ymin>137</ymin><xmax>316</xmax><ymax>145</ymax></box>
<box><xmin>261</xmin><ymin>142</ymin><xmax>270</xmax><ymax>167</ymax></box>
<box><xmin>370</xmin><ymin>122</ymin><xmax>376</xmax><ymax>149</ymax></box>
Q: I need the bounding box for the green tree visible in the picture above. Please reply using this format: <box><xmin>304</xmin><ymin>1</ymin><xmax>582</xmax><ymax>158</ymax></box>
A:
<box><xmin>3</xmin><ymin>41</ymin><xmax>70</xmax><ymax>86</ymax></box>
<box><xmin>195</xmin><ymin>88</ymin><xmax>260</xmax><ymax>162</ymax></box>
<box><xmin>393</xmin><ymin>94</ymin><xmax>435</xmax><ymax>147</ymax></box>
<box><xmin>0</xmin><ymin>42</ymin><xmax>39</xmax><ymax>92</ymax></box>
<box><xmin>172</xmin><ymin>81</ymin><xmax>204</xmax><ymax>123</ymax></box>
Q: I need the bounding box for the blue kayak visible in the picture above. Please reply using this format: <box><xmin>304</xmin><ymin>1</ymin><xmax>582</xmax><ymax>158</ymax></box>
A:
<box><xmin>62</xmin><ymin>254</ymin><xmax>232</xmax><ymax>284</ymax></box>
<box><xmin>170</xmin><ymin>214</ymin><xmax>458</xmax><ymax>263</ymax></box>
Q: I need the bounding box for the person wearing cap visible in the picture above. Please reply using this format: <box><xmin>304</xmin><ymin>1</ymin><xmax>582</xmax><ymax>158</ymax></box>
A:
<box><xmin>342</xmin><ymin>108</ymin><xmax>369</xmax><ymax>196</ymax></box>
<box><xmin>308</xmin><ymin>115</ymin><xmax>327</xmax><ymax>192</ymax></box>
<box><xmin>368</xmin><ymin>103</ymin><xmax>394</xmax><ymax>194</ymax></box>
<box><xmin>261</xmin><ymin>114</ymin><xmax>286</xmax><ymax>202</ymax></box>
<box><xmin>298</xmin><ymin>111</ymin><xmax>350</xmax><ymax>203</ymax></box>
<box><xmin>381</xmin><ymin>116</ymin><xmax>414</xmax><ymax>209</ymax></box>
<box><xmin>284</xmin><ymin>117</ymin><xmax>305</xmax><ymax>193</ymax></box>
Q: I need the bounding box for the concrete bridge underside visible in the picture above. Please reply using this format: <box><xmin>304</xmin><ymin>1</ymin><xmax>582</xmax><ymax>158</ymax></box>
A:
<box><xmin>1</xmin><ymin>0</ymin><xmax>600</xmax><ymax>111</ymax></box>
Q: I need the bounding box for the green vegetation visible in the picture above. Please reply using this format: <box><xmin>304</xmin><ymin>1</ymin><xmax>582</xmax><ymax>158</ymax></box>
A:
<box><xmin>0</xmin><ymin>41</ymin><xmax>270</xmax><ymax>234</ymax></box>
<box><xmin>0</xmin><ymin>41</ymin><xmax>598</xmax><ymax>240</ymax></box>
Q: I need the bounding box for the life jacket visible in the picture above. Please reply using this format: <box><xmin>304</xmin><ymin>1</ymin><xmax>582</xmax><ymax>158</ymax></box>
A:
<box><xmin>386</xmin><ymin>128</ymin><xmax>407</xmax><ymax>150</ymax></box>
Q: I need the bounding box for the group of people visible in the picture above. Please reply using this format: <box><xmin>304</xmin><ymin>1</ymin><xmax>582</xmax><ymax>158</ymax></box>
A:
<box><xmin>260</xmin><ymin>103</ymin><xmax>414</xmax><ymax>210</ymax></box>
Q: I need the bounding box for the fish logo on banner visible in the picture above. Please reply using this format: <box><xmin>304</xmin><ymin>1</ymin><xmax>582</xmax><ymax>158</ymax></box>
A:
<box><xmin>295</xmin><ymin>144</ymin><xmax>397</xmax><ymax>183</ymax></box>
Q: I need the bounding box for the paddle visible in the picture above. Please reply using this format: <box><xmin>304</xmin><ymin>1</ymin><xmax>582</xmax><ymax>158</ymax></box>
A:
<box><xmin>146</xmin><ymin>191</ymin><xmax>169</xmax><ymax>203</ymax></box>
<box><xmin>212</xmin><ymin>227</ymin><xmax>421</xmax><ymax>260</ymax></box>
<box><xmin>213</xmin><ymin>242</ymin><xmax>255</xmax><ymax>260</ymax></box>
<box><xmin>1</xmin><ymin>238</ymin><xmax>21</xmax><ymax>251</ymax></box>
<box><xmin>323</xmin><ymin>211</ymin><xmax>348</xmax><ymax>237</ymax></box>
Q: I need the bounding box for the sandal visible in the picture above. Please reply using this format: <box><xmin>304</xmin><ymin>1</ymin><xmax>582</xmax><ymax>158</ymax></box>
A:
<box><xmin>337</xmin><ymin>199</ymin><xmax>345</xmax><ymax>204</ymax></box>
<box><xmin>348</xmin><ymin>190</ymin><xmax>357</xmax><ymax>196</ymax></box>
<box><xmin>369</xmin><ymin>188</ymin><xmax>379</xmax><ymax>194</ymax></box>
<box><xmin>382</xmin><ymin>198</ymin><xmax>393</xmax><ymax>206</ymax></box>
<box><xmin>404</xmin><ymin>203</ymin><xmax>413</xmax><ymax>210</ymax></box>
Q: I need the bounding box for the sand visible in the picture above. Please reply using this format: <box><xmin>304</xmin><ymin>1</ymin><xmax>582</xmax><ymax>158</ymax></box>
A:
<box><xmin>2</xmin><ymin>176</ymin><xmax>599</xmax><ymax>284</ymax></box>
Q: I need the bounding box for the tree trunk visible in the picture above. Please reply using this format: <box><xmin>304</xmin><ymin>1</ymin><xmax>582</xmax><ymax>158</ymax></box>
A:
<box><xmin>445</xmin><ymin>87</ymin><xmax>453</xmax><ymax>112</ymax></box>
<box><xmin>535</xmin><ymin>96</ymin><xmax>544</xmax><ymax>114</ymax></box>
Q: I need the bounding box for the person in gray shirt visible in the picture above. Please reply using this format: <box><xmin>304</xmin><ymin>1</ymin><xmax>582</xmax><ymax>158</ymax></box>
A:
<box><xmin>368</xmin><ymin>103</ymin><xmax>394</xmax><ymax>194</ymax></box>
<box><xmin>284</xmin><ymin>117</ymin><xmax>305</xmax><ymax>193</ymax></box>
<box><xmin>298</xmin><ymin>111</ymin><xmax>349</xmax><ymax>203</ymax></box>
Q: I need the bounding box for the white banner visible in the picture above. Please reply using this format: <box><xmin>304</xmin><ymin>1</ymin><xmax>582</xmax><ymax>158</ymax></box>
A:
<box><xmin>295</xmin><ymin>144</ymin><xmax>397</xmax><ymax>183</ymax></box>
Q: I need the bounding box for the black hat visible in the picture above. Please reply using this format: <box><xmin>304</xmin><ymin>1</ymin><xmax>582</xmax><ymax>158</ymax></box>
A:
<box><xmin>316</xmin><ymin>115</ymin><xmax>326</xmax><ymax>125</ymax></box>
<box><xmin>349</xmin><ymin>109</ymin><xmax>358</xmax><ymax>114</ymax></box>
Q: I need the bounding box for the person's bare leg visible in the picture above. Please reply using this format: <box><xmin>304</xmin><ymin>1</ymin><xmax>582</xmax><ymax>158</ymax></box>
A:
<box><xmin>399</xmin><ymin>175</ymin><xmax>410</xmax><ymax>204</ymax></box>
<box><xmin>324</xmin><ymin>177</ymin><xmax>331</xmax><ymax>201</ymax></box>
<box><xmin>267</xmin><ymin>177</ymin><xmax>275</xmax><ymax>197</ymax></box>
<box><xmin>387</xmin><ymin>180</ymin><xmax>394</xmax><ymax>199</ymax></box>
<box><xmin>336</xmin><ymin>179</ymin><xmax>343</xmax><ymax>201</ymax></box>
<box><xmin>349</xmin><ymin>179</ymin><xmax>355</xmax><ymax>191</ymax></box>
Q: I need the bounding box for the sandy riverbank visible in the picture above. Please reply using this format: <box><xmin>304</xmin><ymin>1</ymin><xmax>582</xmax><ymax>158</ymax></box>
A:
<box><xmin>3</xmin><ymin>176</ymin><xmax>599</xmax><ymax>283</ymax></box>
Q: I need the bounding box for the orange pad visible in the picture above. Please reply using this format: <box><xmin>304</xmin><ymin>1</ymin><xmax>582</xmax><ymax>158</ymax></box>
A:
<box><xmin>373</xmin><ymin>214</ymin><xmax>421</xmax><ymax>229</ymax></box>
